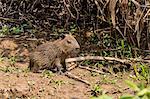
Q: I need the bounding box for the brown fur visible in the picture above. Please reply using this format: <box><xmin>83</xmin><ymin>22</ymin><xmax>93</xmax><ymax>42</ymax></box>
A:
<box><xmin>29</xmin><ymin>34</ymin><xmax>80</xmax><ymax>74</ymax></box>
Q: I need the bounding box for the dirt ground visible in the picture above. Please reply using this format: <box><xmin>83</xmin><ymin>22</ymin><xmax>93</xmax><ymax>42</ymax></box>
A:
<box><xmin>0</xmin><ymin>38</ymin><xmax>134</xmax><ymax>99</ymax></box>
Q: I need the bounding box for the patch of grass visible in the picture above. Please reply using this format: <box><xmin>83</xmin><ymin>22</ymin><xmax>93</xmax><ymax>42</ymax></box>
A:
<box><xmin>10</xmin><ymin>26</ymin><xmax>23</xmax><ymax>34</ymax></box>
<box><xmin>52</xmin><ymin>23</ymin><xmax>78</xmax><ymax>34</ymax></box>
<box><xmin>0</xmin><ymin>65</ymin><xmax>25</xmax><ymax>74</ymax></box>
<box><xmin>0</xmin><ymin>25</ymin><xmax>9</xmax><ymax>35</ymax></box>
<box><xmin>91</xmin><ymin>72</ymin><xmax>99</xmax><ymax>77</ymax></box>
<box><xmin>9</xmin><ymin>56</ymin><xmax>17</xmax><ymax>66</ymax></box>
<box><xmin>0</xmin><ymin>66</ymin><xmax>19</xmax><ymax>73</ymax></box>
<box><xmin>91</xmin><ymin>84</ymin><xmax>102</xmax><ymax>97</ymax></box>
<box><xmin>132</xmin><ymin>63</ymin><xmax>150</xmax><ymax>84</ymax></box>
<box><xmin>91</xmin><ymin>81</ymin><xmax>150</xmax><ymax>99</ymax></box>
<box><xmin>49</xmin><ymin>79</ymin><xmax>65</xmax><ymax>87</ymax></box>
<box><xmin>22</xmin><ymin>68</ymin><xmax>30</xmax><ymax>73</ymax></box>
<box><xmin>0</xmin><ymin>25</ymin><xmax>24</xmax><ymax>35</ymax></box>
<box><xmin>91</xmin><ymin>95</ymin><xmax>113</xmax><ymax>99</ymax></box>
<box><xmin>42</xmin><ymin>70</ymin><xmax>54</xmax><ymax>78</ymax></box>
<box><xmin>69</xmin><ymin>23</ymin><xmax>78</xmax><ymax>33</ymax></box>
<box><xmin>91</xmin><ymin>84</ymin><xmax>113</xmax><ymax>99</ymax></box>
<box><xmin>82</xmin><ymin>60</ymin><xmax>93</xmax><ymax>65</ymax></box>
<box><xmin>54</xmin><ymin>80</ymin><xmax>65</xmax><ymax>86</ymax></box>
<box><xmin>90</xmin><ymin>32</ymin><xmax>139</xmax><ymax>58</ymax></box>
<box><xmin>99</xmin><ymin>75</ymin><xmax>117</xmax><ymax>85</ymax></box>
<box><xmin>120</xmin><ymin>80</ymin><xmax>150</xmax><ymax>99</ymax></box>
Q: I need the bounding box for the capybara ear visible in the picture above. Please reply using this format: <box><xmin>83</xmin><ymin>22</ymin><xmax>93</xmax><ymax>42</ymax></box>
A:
<box><xmin>64</xmin><ymin>34</ymin><xmax>69</xmax><ymax>37</ymax></box>
<box><xmin>60</xmin><ymin>34</ymin><xmax>66</xmax><ymax>39</ymax></box>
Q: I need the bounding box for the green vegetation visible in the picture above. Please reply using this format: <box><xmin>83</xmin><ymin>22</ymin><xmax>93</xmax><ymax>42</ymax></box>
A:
<box><xmin>0</xmin><ymin>25</ymin><xmax>24</xmax><ymax>35</ymax></box>
<box><xmin>91</xmin><ymin>34</ymin><xmax>137</xmax><ymax>58</ymax></box>
<box><xmin>91</xmin><ymin>84</ymin><xmax>103</xmax><ymax>97</ymax></box>
<box><xmin>49</xmin><ymin>79</ymin><xmax>65</xmax><ymax>87</ymax></box>
<box><xmin>120</xmin><ymin>81</ymin><xmax>150</xmax><ymax>99</ymax></box>
<box><xmin>91</xmin><ymin>95</ymin><xmax>113</xmax><ymax>99</ymax></box>
<box><xmin>0</xmin><ymin>66</ymin><xmax>19</xmax><ymax>73</ymax></box>
<box><xmin>91</xmin><ymin>81</ymin><xmax>150</xmax><ymax>99</ymax></box>
<box><xmin>42</xmin><ymin>70</ymin><xmax>54</xmax><ymax>78</ymax></box>
<box><xmin>9</xmin><ymin>56</ymin><xmax>17</xmax><ymax>66</ymax></box>
<box><xmin>101</xmin><ymin>75</ymin><xmax>117</xmax><ymax>85</ymax></box>
<box><xmin>131</xmin><ymin>63</ymin><xmax>150</xmax><ymax>84</ymax></box>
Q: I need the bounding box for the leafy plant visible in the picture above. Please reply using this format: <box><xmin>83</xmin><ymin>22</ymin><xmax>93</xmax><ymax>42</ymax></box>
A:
<box><xmin>0</xmin><ymin>66</ymin><xmax>18</xmax><ymax>73</ymax></box>
<box><xmin>133</xmin><ymin>63</ymin><xmax>150</xmax><ymax>84</ymax></box>
<box><xmin>9</xmin><ymin>56</ymin><xmax>17</xmax><ymax>66</ymax></box>
<box><xmin>49</xmin><ymin>79</ymin><xmax>65</xmax><ymax>87</ymax></box>
<box><xmin>22</xmin><ymin>68</ymin><xmax>30</xmax><ymax>73</ymax></box>
<box><xmin>115</xmin><ymin>39</ymin><xmax>133</xmax><ymax>58</ymax></box>
<box><xmin>139</xmin><ymin>64</ymin><xmax>150</xmax><ymax>83</ymax></box>
<box><xmin>83</xmin><ymin>60</ymin><xmax>93</xmax><ymax>65</ymax></box>
<box><xmin>91</xmin><ymin>84</ymin><xmax>113</xmax><ymax>99</ymax></box>
<box><xmin>69</xmin><ymin>23</ymin><xmax>77</xmax><ymax>33</ymax></box>
<box><xmin>42</xmin><ymin>70</ymin><xmax>54</xmax><ymax>78</ymax></box>
<box><xmin>120</xmin><ymin>80</ymin><xmax>150</xmax><ymax>99</ymax></box>
<box><xmin>0</xmin><ymin>25</ymin><xmax>9</xmax><ymax>35</ymax></box>
<box><xmin>91</xmin><ymin>95</ymin><xmax>113</xmax><ymax>99</ymax></box>
<box><xmin>91</xmin><ymin>84</ymin><xmax>102</xmax><ymax>96</ymax></box>
<box><xmin>0</xmin><ymin>25</ymin><xmax>24</xmax><ymax>35</ymax></box>
<box><xmin>91</xmin><ymin>72</ymin><xmax>99</xmax><ymax>77</ymax></box>
<box><xmin>54</xmin><ymin>80</ymin><xmax>65</xmax><ymax>86</ymax></box>
<box><xmin>10</xmin><ymin>26</ymin><xmax>23</xmax><ymax>34</ymax></box>
<box><xmin>101</xmin><ymin>75</ymin><xmax>117</xmax><ymax>84</ymax></box>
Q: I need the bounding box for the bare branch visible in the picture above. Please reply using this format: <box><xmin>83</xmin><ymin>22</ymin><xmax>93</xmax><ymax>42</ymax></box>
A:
<box><xmin>65</xmin><ymin>72</ymin><xmax>91</xmax><ymax>85</ymax></box>
<box><xmin>66</xmin><ymin>56</ymin><xmax>150</xmax><ymax>65</ymax></box>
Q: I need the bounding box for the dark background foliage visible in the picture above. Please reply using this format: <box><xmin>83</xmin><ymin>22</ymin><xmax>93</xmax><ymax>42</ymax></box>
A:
<box><xmin>0</xmin><ymin>0</ymin><xmax>150</xmax><ymax>57</ymax></box>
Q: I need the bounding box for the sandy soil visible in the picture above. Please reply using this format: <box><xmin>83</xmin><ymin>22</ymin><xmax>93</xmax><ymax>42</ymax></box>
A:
<box><xmin>0</xmin><ymin>38</ymin><xmax>134</xmax><ymax>99</ymax></box>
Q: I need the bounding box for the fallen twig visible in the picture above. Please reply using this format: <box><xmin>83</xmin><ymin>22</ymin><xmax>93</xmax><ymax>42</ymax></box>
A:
<box><xmin>66</xmin><ymin>56</ymin><xmax>131</xmax><ymax>65</ymax></box>
<box><xmin>129</xmin><ymin>58</ymin><xmax>150</xmax><ymax>63</ymax></box>
<box><xmin>78</xmin><ymin>65</ymin><xmax>118</xmax><ymax>77</ymax></box>
<box><xmin>67</xmin><ymin>63</ymin><xmax>78</xmax><ymax>71</ymax></box>
<box><xmin>65</xmin><ymin>72</ymin><xmax>91</xmax><ymax>86</ymax></box>
<box><xmin>78</xmin><ymin>65</ymin><xmax>105</xmax><ymax>74</ymax></box>
<box><xmin>66</xmin><ymin>56</ymin><xmax>150</xmax><ymax>65</ymax></box>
